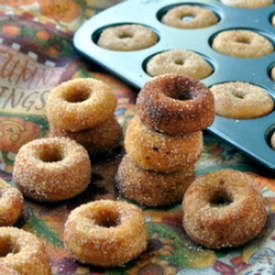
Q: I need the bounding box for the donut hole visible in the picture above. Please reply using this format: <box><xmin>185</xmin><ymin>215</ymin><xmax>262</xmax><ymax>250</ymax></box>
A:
<box><xmin>174</xmin><ymin>58</ymin><xmax>184</xmax><ymax>65</ymax></box>
<box><xmin>39</xmin><ymin>146</ymin><xmax>64</xmax><ymax>163</ymax></box>
<box><xmin>118</xmin><ymin>31</ymin><xmax>133</xmax><ymax>39</ymax></box>
<box><xmin>167</xmin><ymin>87</ymin><xmax>194</xmax><ymax>101</ymax></box>
<box><xmin>64</xmin><ymin>89</ymin><xmax>90</xmax><ymax>103</ymax></box>
<box><xmin>232</xmin><ymin>89</ymin><xmax>246</xmax><ymax>99</ymax></box>
<box><xmin>209</xmin><ymin>188</ymin><xmax>233</xmax><ymax>208</ymax></box>
<box><xmin>94</xmin><ymin>209</ymin><xmax>120</xmax><ymax>228</ymax></box>
<box><xmin>0</xmin><ymin>239</ymin><xmax>20</xmax><ymax>257</ymax></box>
<box><xmin>181</xmin><ymin>14</ymin><xmax>195</xmax><ymax>22</ymax></box>
<box><xmin>235</xmin><ymin>36</ymin><xmax>251</xmax><ymax>44</ymax></box>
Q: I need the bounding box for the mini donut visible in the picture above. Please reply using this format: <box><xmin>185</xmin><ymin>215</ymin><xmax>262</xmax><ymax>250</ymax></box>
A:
<box><xmin>0</xmin><ymin>227</ymin><xmax>51</xmax><ymax>275</ymax></box>
<box><xmin>46</xmin><ymin>78</ymin><xmax>117</xmax><ymax>132</ymax></box>
<box><xmin>210</xmin><ymin>81</ymin><xmax>274</xmax><ymax>119</ymax></box>
<box><xmin>64</xmin><ymin>199</ymin><xmax>148</xmax><ymax>267</ymax></box>
<box><xmin>146</xmin><ymin>49</ymin><xmax>213</xmax><ymax>80</ymax></box>
<box><xmin>0</xmin><ymin>265</ymin><xmax>20</xmax><ymax>275</ymax></box>
<box><xmin>49</xmin><ymin>115</ymin><xmax>122</xmax><ymax>155</ymax></box>
<box><xmin>125</xmin><ymin>115</ymin><xmax>203</xmax><ymax>172</ymax></box>
<box><xmin>97</xmin><ymin>24</ymin><xmax>158</xmax><ymax>51</ymax></box>
<box><xmin>212</xmin><ymin>30</ymin><xmax>274</xmax><ymax>58</ymax></box>
<box><xmin>182</xmin><ymin>169</ymin><xmax>267</xmax><ymax>249</ymax></box>
<box><xmin>220</xmin><ymin>0</ymin><xmax>273</xmax><ymax>9</ymax></box>
<box><xmin>13</xmin><ymin>137</ymin><xmax>91</xmax><ymax>202</ymax></box>
<box><xmin>0</xmin><ymin>178</ymin><xmax>23</xmax><ymax>226</ymax></box>
<box><xmin>271</xmin><ymin>66</ymin><xmax>275</xmax><ymax>81</ymax></box>
<box><xmin>136</xmin><ymin>74</ymin><xmax>215</xmax><ymax>135</ymax></box>
<box><xmin>117</xmin><ymin>154</ymin><xmax>195</xmax><ymax>206</ymax></box>
<box><xmin>271</xmin><ymin>132</ymin><xmax>275</xmax><ymax>150</ymax></box>
<box><xmin>161</xmin><ymin>5</ymin><xmax>218</xmax><ymax>29</ymax></box>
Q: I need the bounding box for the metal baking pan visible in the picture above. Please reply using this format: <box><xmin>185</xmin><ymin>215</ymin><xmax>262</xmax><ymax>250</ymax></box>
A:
<box><xmin>73</xmin><ymin>0</ymin><xmax>275</xmax><ymax>171</ymax></box>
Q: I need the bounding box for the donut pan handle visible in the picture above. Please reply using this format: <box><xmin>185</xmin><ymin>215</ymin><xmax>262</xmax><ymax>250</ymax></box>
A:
<box><xmin>73</xmin><ymin>0</ymin><xmax>275</xmax><ymax>171</ymax></box>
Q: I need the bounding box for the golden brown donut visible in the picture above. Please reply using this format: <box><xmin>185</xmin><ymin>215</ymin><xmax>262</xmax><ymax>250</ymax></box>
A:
<box><xmin>13</xmin><ymin>137</ymin><xmax>91</xmax><ymax>202</ymax></box>
<box><xmin>0</xmin><ymin>178</ymin><xmax>23</xmax><ymax>226</ymax></box>
<box><xmin>97</xmin><ymin>24</ymin><xmax>158</xmax><ymax>51</ymax></box>
<box><xmin>220</xmin><ymin>0</ymin><xmax>273</xmax><ymax>8</ymax></box>
<box><xmin>0</xmin><ymin>227</ymin><xmax>51</xmax><ymax>275</ymax></box>
<box><xmin>210</xmin><ymin>81</ymin><xmax>274</xmax><ymax>119</ymax></box>
<box><xmin>125</xmin><ymin>115</ymin><xmax>203</xmax><ymax>172</ymax></box>
<box><xmin>212</xmin><ymin>30</ymin><xmax>274</xmax><ymax>58</ymax></box>
<box><xmin>46</xmin><ymin>78</ymin><xmax>117</xmax><ymax>132</ymax></box>
<box><xmin>271</xmin><ymin>132</ymin><xmax>275</xmax><ymax>150</ymax></box>
<box><xmin>136</xmin><ymin>74</ymin><xmax>215</xmax><ymax>135</ymax></box>
<box><xmin>0</xmin><ymin>264</ymin><xmax>20</xmax><ymax>275</ymax></box>
<box><xmin>161</xmin><ymin>5</ymin><xmax>218</xmax><ymax>29</ymax></box>
<box><xmin>117</xmin><ymin>154</ymin><xmax>195</xmax><ymax>206</ymax></box>
<box><xmin>64</xmin><ymin>199</ymin><xmax>148</xmax><ymax>267</ymax></box>
<box><xmin>182</xmin><ymin>169</ymin><xmax>267</xmax><ymax>249</ymax></box>
<box><xmin>49</xmin><ymin>115</ymin><xmax>122</xmax><ymax>155</ymax></box>
<box><xmin>271</xmin><ymin>66</ymin><xmax>275</xmax><ymax>81</ymax></box>
<box><xmin>146</xmin><ymin>49</ymin><xmax>213</xmax><ymax>79</ymax></box>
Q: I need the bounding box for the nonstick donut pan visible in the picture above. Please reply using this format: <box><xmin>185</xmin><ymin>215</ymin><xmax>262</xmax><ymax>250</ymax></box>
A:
<box><xmin>74</xmin><ymin>0</ymin><xmax>275</xmax><ymax>171</ymax></box>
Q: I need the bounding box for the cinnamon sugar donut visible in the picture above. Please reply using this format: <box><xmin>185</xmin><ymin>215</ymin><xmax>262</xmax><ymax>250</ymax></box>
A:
<box><xmin>117</xmin><ymin>154</ymin><xmax>195</xmax><ymax>206</ymax></box>
<box><xmin>64</xmin><ymin>200</ymin><xmax>148</xmax><ymax>267</ymax></box>
<box><xmin>271</xmin><ymin>66</ymin><xmax>275</xmax><ymax>81</ymax></box>
<box><xmin>97</xmin><ymin>24</ymin><xmax>158</xmax><ymax>51</ymax></box>
<box><xmin>13</xmin><ymin>137</ymin><xmax>91</xmax><ymax>202</ymax></box>
<box><xmin>161</xmin><ymin>5</ymin><xmax>218</xmax><ymax>29</ymax></box>
<box><xmin>220</xmin><ymin>0</ymin><xmax>273</xmax><ymax>9</ymax></box>
<box><xmin>212</xmin><ymin>30</ymin><xmax>274</xmax><ymax>58</ymax></box>
<box><xmin>210</xmin><ymin>81</ymin><xmax>274</xmax><ymax>119</ymax></box>
<box><xmin>146</xmin><ymin>49</ymin><xmax>213</xmax><ymax>79</ymax></box>
<box><xmin>136</xmin><ymin>74</ymin><xmax>215</xmax><ymax>135</ymax></box>
<box><xmin>46</xmin><ymin>78</ymin><xmax>117</xmax><ymax>132</ymax></box>
<box><xmin>49</xmin><ymin>115</ymin><xmax>122</xmax><ymax>155</ymax></box>
<box><xmin>0</xmin><ymin>227</ymin><xmax>51</xmax><ymax>275</ymax></box>
<box><xmin>0</xmin><ymin>265</ymin><xmax>20</xmax><ymax>275</ymax></box>
<box><xmin>0</xmin><ymin>178</ymin><xmax>23</xmax><ymax>226</ymax></box>
<box><xmin>182</xmin><ymin>169</ymin><xmax>267</xmax><ymax>249</ymax></box>
<box><xmin>125</xmin><ymin>115</ymin><xmax>203</xmax><ymax>172</ymax></box>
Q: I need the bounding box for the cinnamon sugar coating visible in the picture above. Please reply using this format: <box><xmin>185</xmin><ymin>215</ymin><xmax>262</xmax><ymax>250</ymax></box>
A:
<box><xmin>212</xmin><ymin>30</ymin><xmax>273</xmax><ymax>58</ymax></box>
<box><xmin>46</xmin><ymin>78</ymin><xmax>117</xmax><ymax>132</ymax></box>
<box><xmin>0</xmin><ymin>265</ymin><xmax>20</xmax><ymax>275</ymax></box>
<box><xmin>117</xmin><ymin>154</ymin><xmax>195</xmax><ymax>206</ymax></box>
<box><xmin>13</xmin><ymin>137</ymin><xmax>92</xmax><ymax>202</ymax></box>
<box><xmin>210</xmin><ymin>81</ymin><xmax>274</xmax><ymax>119</ymax></box>
<box><xmin>49</xmin><ymin>115</ymin><xmax>122</xmax><ymax>155</ymax></box>
<box><xmin>161</xmin><ymin>5</ymin><xmax>218</xmax><ymax>29</ymax></box>
<box><xmin>64</xmin><ymin>200</ymin><xmax>148</xmax><ymax>267</ymax></box>
<box><xmin>136</xmin><ymin>74</ymin><xmax>215</xmax><ymax>135</ymax></box>
<box><xmin>0</xmin><ymin>178</ymin><xmax>23</xmax><ymax>226</ymax></box>
<box><xmin>125</xmin><ymin>115</ymin><xmax>203</xmax><ymax>172</ymax></box>
<box><xmin>182</xmin><ymin>169</ymin><xmax>267</xmax><ymax>249</ymax></box>
<box><xmin>0</xmin><ymin>227</ymin><xmax>51</xmax><ymax>275</ymax></box>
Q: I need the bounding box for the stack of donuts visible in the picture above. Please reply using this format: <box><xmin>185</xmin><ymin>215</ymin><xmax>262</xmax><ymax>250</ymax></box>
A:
<box><xmin>117</xmin><ymin>74</ymin><xmax>215</xmax><ymax>206</ymax></box>
<box><xmin>46</xmin><ymin>78</ymin><xmax>122</xmax><ymax>156</ymax></box>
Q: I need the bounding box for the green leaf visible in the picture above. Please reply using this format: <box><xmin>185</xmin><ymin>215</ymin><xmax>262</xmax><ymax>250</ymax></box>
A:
<box><xmin>25</xmin><ymin>207</ymin><xmax>64</xmax><ymax>248</ymax></box>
